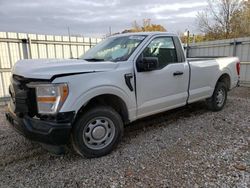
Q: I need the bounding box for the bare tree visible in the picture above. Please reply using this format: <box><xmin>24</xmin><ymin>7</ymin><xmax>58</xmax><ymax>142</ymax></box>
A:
<box><xmin>197</xmin><ymin>0</ymin><xmax>244</xmax><ymax>39</ymax></box>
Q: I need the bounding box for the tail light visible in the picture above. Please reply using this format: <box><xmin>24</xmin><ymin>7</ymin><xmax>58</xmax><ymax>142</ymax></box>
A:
<box><xmin>236</xmin><ymin>61</ymin><xmax>240</xmax><ymax>76</ymax></box>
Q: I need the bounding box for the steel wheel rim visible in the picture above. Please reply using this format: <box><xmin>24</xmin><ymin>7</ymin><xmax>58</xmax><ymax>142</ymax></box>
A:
<box><xmin>82</xmin><ymin>117</ymin><xmax>115</xmax><ymax>150</ymax></box>
<box><xmin>216</xmin><ymin>88</ymin><xmax>225</xmax><ymax>107</ymax></box>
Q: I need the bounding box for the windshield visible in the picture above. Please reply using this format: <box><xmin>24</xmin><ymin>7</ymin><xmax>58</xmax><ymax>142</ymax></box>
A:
<box><xmin>80</xmin><ymin>35</ymin><xmax>146</xmax><ymax>62</ymax></box>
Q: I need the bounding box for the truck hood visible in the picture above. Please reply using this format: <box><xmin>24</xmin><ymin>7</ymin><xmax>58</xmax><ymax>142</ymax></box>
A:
<box><xmin>12</xmin><ymin>59</ymin><xmax>118</xmax><ymax>80</ymax></box>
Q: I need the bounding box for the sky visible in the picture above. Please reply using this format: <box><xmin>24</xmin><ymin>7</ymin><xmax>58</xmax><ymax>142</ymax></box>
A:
<box><xmin>0</xmin><ymin>0</ymin><xmax>208</xmax><ymax>37</ymax></box>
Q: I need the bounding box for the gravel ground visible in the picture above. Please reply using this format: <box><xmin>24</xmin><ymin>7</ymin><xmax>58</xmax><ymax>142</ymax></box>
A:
<box><xmin>0</xmin><ymin>87</ymin><xmax>249</xmax><ymax>187</ymax></box>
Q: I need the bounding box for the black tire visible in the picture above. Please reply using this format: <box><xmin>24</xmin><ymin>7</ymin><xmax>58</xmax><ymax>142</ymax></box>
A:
<box><xmin>206</xmin><ymin>82</ymin><xmax>227</xmax><ymax>111</ymax></box>
<box><xmin>71</xmin><ymin>106</ymin><xmax>124</xmax><ymax>158</ymax></box>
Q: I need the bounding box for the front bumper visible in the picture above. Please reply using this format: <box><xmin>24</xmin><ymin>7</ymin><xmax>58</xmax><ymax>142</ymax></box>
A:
<box><xmin>5</xmin><ymin>105</ymin><xmax>74</xmax><ymax>145</ymax></box>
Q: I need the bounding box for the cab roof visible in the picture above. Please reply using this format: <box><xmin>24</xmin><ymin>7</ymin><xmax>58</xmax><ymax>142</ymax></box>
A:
<box><xmin>110</xmin><ymin>32</ymin><xmax>178</xmax><ymax>38</ymax></box>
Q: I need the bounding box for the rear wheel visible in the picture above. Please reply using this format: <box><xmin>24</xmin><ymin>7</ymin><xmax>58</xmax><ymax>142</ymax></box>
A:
<box><xmin>206</xmin><ymin>82</ymin><xmax>227</xmax><ymax>111</ymax></box>
<box><xmin>71</xmin><ymin>106</ymin><xmax>124</xmax><ymax>158</ymax></box>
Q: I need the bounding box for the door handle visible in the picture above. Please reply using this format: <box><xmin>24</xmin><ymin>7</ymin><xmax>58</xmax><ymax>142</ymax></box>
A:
<box><xmin>173</xmin><ymin>71</ymin><xmax>184</xmax><ymax>76</ymax></box>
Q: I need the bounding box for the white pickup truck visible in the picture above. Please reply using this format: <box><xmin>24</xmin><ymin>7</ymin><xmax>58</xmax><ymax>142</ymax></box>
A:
<box><xmin>6</xmin><ymin>32</ymin><xmax>240</xmax><ymax>158</ymax></box>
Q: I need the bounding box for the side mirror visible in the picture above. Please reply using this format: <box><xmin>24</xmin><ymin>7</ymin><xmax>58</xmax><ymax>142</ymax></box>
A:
<box><xmin>136</xmin><ymin>57</ymin><xmax>159</xmax><ymax>72</ymax></box>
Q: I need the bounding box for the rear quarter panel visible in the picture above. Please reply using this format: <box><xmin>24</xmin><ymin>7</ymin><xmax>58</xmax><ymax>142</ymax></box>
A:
<box><xmin>188</xmin><ymin>57</ymin><xmax>239</xmax><ymax>103</ymax></box>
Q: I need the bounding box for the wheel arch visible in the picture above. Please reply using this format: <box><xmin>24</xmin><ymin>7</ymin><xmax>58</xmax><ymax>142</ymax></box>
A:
<box><xmin>77</xmin><ymin>94</ymin><xmax>130</xmax><ymax>125</ymax></box>
<box><xmin>68</xmin><ymin>85</ymin><xmax>134</xmax><ymax>124</ymax></box>
<box><xmin>216</xmin><ymin>73</ymin><xmax>231</xmax><ymax>91</ymax></box>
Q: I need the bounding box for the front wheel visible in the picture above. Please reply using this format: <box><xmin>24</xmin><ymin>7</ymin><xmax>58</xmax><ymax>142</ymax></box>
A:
<box><xmin>206</xmin><ymin>82</ymin><xmax>227</xmax><ymax>111</ymax></box>
<box><xmin>71</xmin><ymin>106</ymin><xmax>124</xmax><ymax>158</ymax></box>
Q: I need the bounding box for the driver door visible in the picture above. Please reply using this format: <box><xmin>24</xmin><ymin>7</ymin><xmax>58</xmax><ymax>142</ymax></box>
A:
<box><xmin>135</xmin><ymin>36</ymin><xmax>189</xmax><ymax>118</ymax></box>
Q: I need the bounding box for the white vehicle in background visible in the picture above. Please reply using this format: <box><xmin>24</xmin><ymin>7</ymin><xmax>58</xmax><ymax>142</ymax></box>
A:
<box><xmin>6</xmin><ymin>32</ymin><xmax>240</xmax><ymax>158</ymax></box>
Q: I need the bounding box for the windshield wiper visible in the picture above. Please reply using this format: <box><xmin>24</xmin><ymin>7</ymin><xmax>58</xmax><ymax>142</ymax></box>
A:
<box><xmin>84</xmin><ymin>58</ymin><xmax>105</xmax><ymax>62</ymax></box>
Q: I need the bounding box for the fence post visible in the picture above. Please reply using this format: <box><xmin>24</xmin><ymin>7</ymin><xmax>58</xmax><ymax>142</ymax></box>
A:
<box><xmin>21</xmin><ymin>38</ymin><xmax>32</xmax><ymax>59</ymax></box>
<box><xmin>233</xmin><ymin>39</ymin><xmax>237</xmax><ymax>56</ymax></box>
<box><xmin>6</xmin><ymin>32</ymin><xmax>13</xmax><ymax>67</ymax></box>
<box><xmin>69</xmin><ymin>36</ymin><xmax>73</xmax><ymax>59</ymax></box>
<box><xmin>21</xmin><ymin>39</ymin><xmax>29</xmax><ymax>59</ymax></box>
<box><xmin>28</xmin><ymin>37</ymin><xmax>32</xmax><ymax>59</ymax></box>
<box><xmin>89</xmin><ymin>38</ymin><xmax>92</xmax><ymax>48</ymax></box>
<box><xmin>231</xmin><ymin>39</ymin><xmax>242</xmax><ymax>57</ymax></box>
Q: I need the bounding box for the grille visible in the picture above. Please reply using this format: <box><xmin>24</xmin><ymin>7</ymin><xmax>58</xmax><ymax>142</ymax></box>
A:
<box><xmin>10</xmin><ymin>75</ymin><xmax>38</xmax><ymax>117</ymax></box>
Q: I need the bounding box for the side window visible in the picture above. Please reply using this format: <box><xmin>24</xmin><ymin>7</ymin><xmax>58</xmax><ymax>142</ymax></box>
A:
<box><xmin>142</xmin><ymin>37</ymin><xmax>178</xmax><ymax>69</ymax></box>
